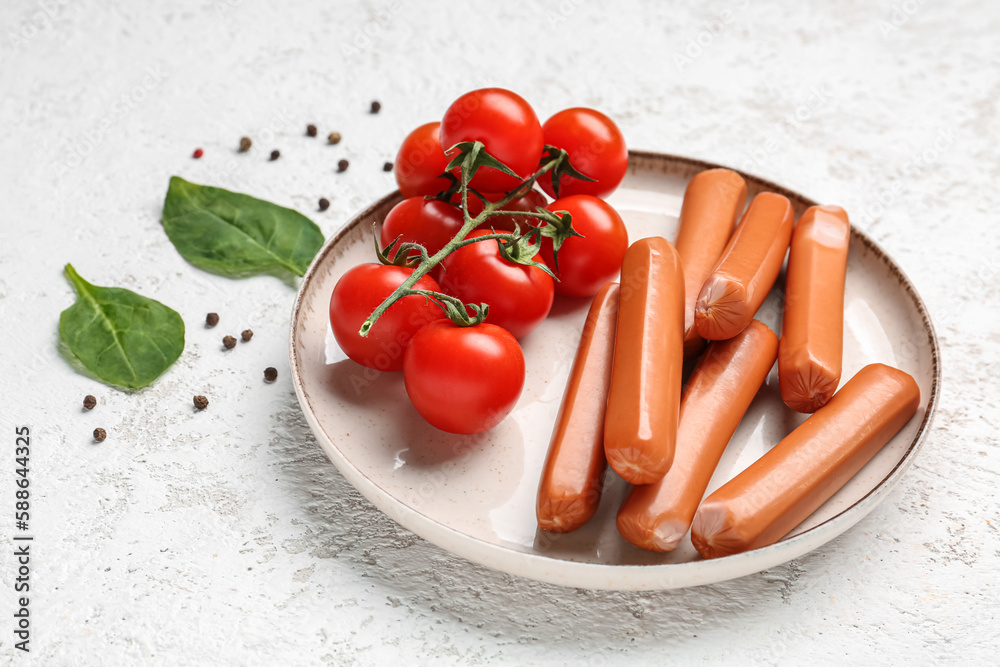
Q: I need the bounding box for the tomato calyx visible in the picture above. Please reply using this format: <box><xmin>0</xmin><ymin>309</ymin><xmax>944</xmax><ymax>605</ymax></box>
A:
<box><xmin>540</xmin><ymin>145</ymin><xmax>597</xmax><ymax>198</ymax></box>
<box><xmin>374</xmin><ymin>226</ymin><xmax>427</xmax><ymax>269</ymax></box>
<box><xmin>411</xmin><ymin>289</ymin><xmax>489</xmax><ymax>328</ymax></box>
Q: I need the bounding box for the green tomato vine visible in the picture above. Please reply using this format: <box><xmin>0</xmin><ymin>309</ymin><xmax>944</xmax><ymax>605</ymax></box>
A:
<box><xmin>358</xmin><ymin>141</ymin><xmax>592</xmax><ymax>337</ymax></box>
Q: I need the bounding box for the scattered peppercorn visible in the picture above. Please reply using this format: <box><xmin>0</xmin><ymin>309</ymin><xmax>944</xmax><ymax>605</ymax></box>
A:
<box><xmin>239</xmin><ymin>136</ymin><xmax>252</xmax><ymax>152</ymax></box>
<box><xmin>264</xmin><ymin>367</ymin><xmax>278</xmax><ymax>382</ymax></box>
<box><xmin>383</xmin><ymin>161</ymin><xmax>394</xmax><ymax>172</ymax></box>
<box><xmin>318</xmin><ymin>197</ymin><xmax>330</xmax><ymax>212</ymax></box>
<box><xmin>241</xmin><ymin>329</ymin><xmax>254</xmax><ymax>342</ymax></box>
<box><xmin>307</xmin><ymin>124</ymin><xmax>318</xmax><ymax>137</ymax></box>
<box><xmin>327</xmin><ymin>132</ymin><xmax>342</xmax><ymax>145</ymax></box>
<box><xmin>223</xmin><ymin>335</ymin><xmax>237</xmax><ymax>349</ymax></box>
<box><xmin>83</xmin><ymin>395</ymin><xmax>97</xmax><ymax>410</ymax></box>
<box><xmin>338</xmin><ymin>159</ymin><xmax>350</xmax><ymax>172</ymax></box>
<box><xmin>370</xmin><ymin>100</ymin><xmax>381</xmax><ymax>114</ymax></box>
<box><xmin>93</xmin><ymin>428</ymin><xmax>107</xmax><ymax>442</ymax></box>
<box><xmin>270</xmin><ymin>149</ymin><xmax>280</xmax><ymax>161</ymax></box>
<box><xmin>193</xmin><ymin>395</ymin><xmax>209</xmax><ymax>410</ymax></box>
<box><xmin>206</xmin><ymin>312</ymin><xmax>220</xmax><ymax>327</ymax></box>
<box><xmin>193</xmin><ymin>148</ymin><xmax>204</xmax><ymax>159</ymax></box>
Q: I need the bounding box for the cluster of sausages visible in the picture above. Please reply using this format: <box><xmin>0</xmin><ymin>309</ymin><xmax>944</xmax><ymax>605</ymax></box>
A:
<box><xmin>536</xmin><ymin>168</ymin><xmax>921</xmax><ymax>559</ymax></box>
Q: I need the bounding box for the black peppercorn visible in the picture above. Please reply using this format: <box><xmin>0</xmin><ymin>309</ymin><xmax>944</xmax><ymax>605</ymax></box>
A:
<box><xmin>306</xmin><ymin>124</ymin><xmax>318</xmax><ymax>137</ymax></box>
<box><xmin>93</xmin><ymin>428</ymin><xmax>107</xmax><ymax>442</ymax></box>
<box><xmin>264</xmin><ymin>367</ymin><xmax>278</xmax><ymax>382</ymax></box>
<box><xmin>193</xmin><ymin>395</ymin><xmax>209</xmax><ymax>410</ymax></box>
<box><xmin>383</xmin><ymin>161</ymin><xmax>393</xmax><ymax>172</ymax></box>
<box><xmin>223</xmin><ymin>335</ymin><xmax>237</xmax><ymax>349</ymax></box>
<box><xmin>206</xmin><ymin>312</ymin><xmax>220</xmax><ymax>327</ymax></box>
<box><xmin>370</xmin><ymin>100</ymin><xmax>381</xmax><ymax>114</ymax></box>
<box><xmin>270</xmin><ymin>149</ymin><xmax>280</xmax><ymax>161</ymax></box>
<box><xmin>318</xmin><ymin>198</ymin><xmax>330</xmax><ymax>211</ymax></box>
<box><xmin>83</xmin><ymin>395</ymin><xmax>97</xmax><ymax>410</ymax></box>
<box><xmin>337</xmin><ymin>159</ymin><xmax>349</xmax><ymax>172</ymax></box>
<box><xmin>241</xmin><ymin>329</ymin><xmax>253</xmax><ymax>342</ymax></box>
<box><xmin>239</xmin><ymin>137</ymin><xmax>252</xmax><ymax>152</ymax></box>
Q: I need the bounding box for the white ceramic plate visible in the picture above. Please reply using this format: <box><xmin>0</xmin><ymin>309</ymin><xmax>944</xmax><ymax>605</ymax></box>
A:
<box><xmin>289</xmin><ymin>152</ymin><xmax>940</xmax><ymax>591</ymax></box>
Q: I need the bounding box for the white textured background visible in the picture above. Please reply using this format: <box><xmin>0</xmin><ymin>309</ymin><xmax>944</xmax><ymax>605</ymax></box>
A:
<box><xmin>2</xmin><ymin>0</ymin><xmax>998</xmax><ymax>664</ymax></box>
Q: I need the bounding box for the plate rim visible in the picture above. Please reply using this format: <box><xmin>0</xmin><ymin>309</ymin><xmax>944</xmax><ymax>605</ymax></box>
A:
<box><xmin>288</xmin><ymin>151</ymin><xmax>941</xmax><ymax>590</ymax></box>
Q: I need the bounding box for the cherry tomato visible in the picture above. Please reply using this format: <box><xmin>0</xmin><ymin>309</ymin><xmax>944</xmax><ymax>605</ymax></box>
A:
<box><xmin>464</xmin><ymin>188</ymin><xmax>549</xmax><ymax>233</ymax></box>
<box><xmin>394</xmin><ymin>122</ymin><xmax>451</xmax><ymax>199</ymax></box>
<box><xmin>541</xmin><ymin>195</ymin><xmax>629</xmax><ymax>298</ymax></box>
<box><xmin>330</xmin><ymin>264</ymin><xmax>443</xmax><ymax>372</ymax></box>
<box><xmin>440</xmin><ymin>88</ymin><xmax>544</xmax><ymax>193</ymax></box>
<box><xmin>538</xmin><ymin>108</ymin><xmax>628</xmax><ymax>199</ymax></box>
<box><xmin>404</xmin><ymin>320</ymin><xmax>525</xmax><ymax>434</ymax></box>
<box><xmin>439</xmin><ymin>230</ymin><xmax>554</xmax><ymax>339</ymax></box>
<box><xmin>380</xmin><ymin>197</ymin><xmax>465</xmax><ymax>258</ymax></box>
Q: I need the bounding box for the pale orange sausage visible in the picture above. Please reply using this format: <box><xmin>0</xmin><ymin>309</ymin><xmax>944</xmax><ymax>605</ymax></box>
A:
<box><xmin>537</xmin><ymin>282</ymin><xmax>619</xmax><ymax>533</ymax></box>
<box><xmin>605</xmin><ymin>237</ymin><xmax>684</xmax><ymax>485</ymax></box>
<box><xmin>675</xmin><ymin>169</ymin><xmax>747</xmax><ymax>358</ymax></box>
<box><xmin>779</xmin><ymin>205</ymin><xmax>851</xmax><ymax>413</ymax></box>
<box><xmin>694</xmin><ymin>192</ymin><xmax>794</xmax><ymax>341</ymax></box>
<box><xmin>691</xmin><ymin>363</ymin><xmax>920</xmax><ymax>559</ymax></box>
<box><xmin>616</xmin><ymin>320</ymin><xmax>777</xmax><ymax>552</ymax></box>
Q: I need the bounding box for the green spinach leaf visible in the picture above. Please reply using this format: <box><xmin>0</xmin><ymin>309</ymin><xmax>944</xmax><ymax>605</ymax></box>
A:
<box><xmin>161</xmin><ymin>176</ymin><xmax>324</xmax><ymax>278</ymax></box>
<box><xmin>59</xmin><ymin>264</ymin><xmax>185</xmax><ymax>390</ymax></box>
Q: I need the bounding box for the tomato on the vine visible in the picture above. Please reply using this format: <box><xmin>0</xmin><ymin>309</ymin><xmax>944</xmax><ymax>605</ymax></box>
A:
<box><xmin>394</xmin><ymin>122</ymin><xmax>451</xmax><ymax>199</ymax></box>
<box><xmin>404</xmin><ymin>320</ymin><xmax>525</xmax><ymax>434</ymax></box>
<box><xmin>380</xmin><ymin>197</ymin><xmax>465</xmax><ymax>258</ymax></box>
<box><xmin>329</xmin><ymin>264</ymin><xmax>443</xmax><ymax>372</ymax></box>
<box><xmin>541</xmin><ymin>195</ymin><xmax>629</xmax><ymax>298</ymax></box>
<box><xmin>538</xmin><ymin>108</ymin><xmax>628</xmax><ymax>199</ymax></box>
<box><xmin>439</xmin><ymin>230</ymin><xmax>554</xmax><ymax>339</ymax></box>
<box><xmin>440</xmin><ymin>88</ymin><xmax>544</xmax><ymax>193</ymax></box>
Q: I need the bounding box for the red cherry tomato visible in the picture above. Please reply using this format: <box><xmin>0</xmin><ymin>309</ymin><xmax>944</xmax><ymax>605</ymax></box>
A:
<box><xmin>329</xmin><ymin>264</ymin><xmax>443</xmax><ymax>372</ymax></box>
<box><xmin>439</xmin><ymin>230</ymin><xmax>554</xmax><ymax>339</ymax></box>
<box><xmin>541</xmin><ymin>195</ymin><xmax>629</xmax><ymax>298</ymax></box>
<box><xmin>440</xmin><ymin>88</ymin><xmax>544</xmax><ymax>193</ymax></box>
<box><xmin>380</xmin><ymin>197</ymin><xmax>465</xmax><ymax>258</ymax></box>
<box><xmin>538</xmin><ymin>108</ymin><xmax>628</xmax><ymax>199</ymax></box>
<box><xmin>395</xmin><ymin>122</ymin><xmax>451</xmax><ymax>199</ymax></box>
<box><xmin>464</xmin><ymin>189</ymin><xmax>549</xmax><ymax>233</ymax></box>
<box><xmin>404</xmin><ymin>320</ymin><xmax>525</xmax><ymax>434</ymax></box>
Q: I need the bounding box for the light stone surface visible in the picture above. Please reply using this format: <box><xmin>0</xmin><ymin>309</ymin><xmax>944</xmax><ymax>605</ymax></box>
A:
<box><xmin>1</xmin><ymin>0</ymin><xmax>997</xmax><ymax>664</ymax></box>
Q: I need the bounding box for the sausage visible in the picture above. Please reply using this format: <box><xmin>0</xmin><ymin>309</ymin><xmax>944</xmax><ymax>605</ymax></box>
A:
<box><xmin>675</xmin><ymin>169</ymin><xmax>748</xmax><ymax>358</ymax></box>
<box><xmin>694</xmin><ymin>192</ymin><xmax>794</xmax><ymax>341</ymax></box>
<box><xmin>778</xmin><ymin>205</ymin><xmax>851</xmax><ymax>413</ymax></box>
<box><xmin>691</xmin><ymin>363</ymin><xmax>920</xmax><ymax>559</ymax></box>
<box><xmin>537</xmin><ymin>283</ymin><xmax>619</xmax><ymax>533</ymax></box>
<box><xmin>605</xmin><ymin>237</ymin><xmax>685</xmax><ymax>485</ymax></box>
<box><xmin>616</xmin><ymin>320</ymin><xmax>778</xmax><ymax>551</ymax></box>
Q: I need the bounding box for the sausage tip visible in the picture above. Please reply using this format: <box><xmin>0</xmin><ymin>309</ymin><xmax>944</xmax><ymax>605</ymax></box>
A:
<box><xmin>537</xmin><ymin>494</ymin><xmax>598</xmax><ymax>534</ymax></box>
<box><xmin>617</xmin><ymin>512</ymin><xmax>687</xmax><ymax>552</ymax></box>
<box><xmin>694</xmin><ymin>274</ymin><xmax>750</xmax><ymax>341</ymax></box>
<box><xmin>606</xmin><ymin>446</ymin><xmax>672</xmax><ymax>485</ymax></box>
<box><xmin>691</xmin><ymin>502</ymin><xmax>746</xmax><ymax>559</ymax></box>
